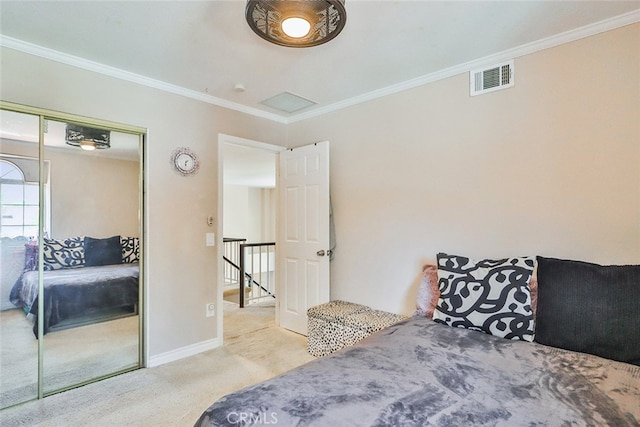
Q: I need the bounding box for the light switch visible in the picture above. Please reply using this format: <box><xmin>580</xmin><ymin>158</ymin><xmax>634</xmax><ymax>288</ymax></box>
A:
<box><xmin>206</xmin><ymin>233</ymin><xmax>215</xmax><ymax>246</ymax></box>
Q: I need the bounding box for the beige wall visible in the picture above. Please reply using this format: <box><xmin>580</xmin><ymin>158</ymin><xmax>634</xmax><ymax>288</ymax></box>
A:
<box><xmin>0</xmin><ymin>47</ymin><xmax>287</xmax><ymax>358</ymax></box>
<box><xmin>0</xmin><ymin>141</ymin><xmax>138</xmax><ymax>238</ymax></box>
<box><xmin>1</xmin><ymin>22</ymin><xmax>638</xmax><ymax>357</ymax></box>
<box><xmin>287</xmin><ymin>23</ymin><xmax>640</xmax><ymax>314</ymax></box>
<box><xmin>46</xmin><ymin>150</ymin><xmax>139</xmax><ymax>239</ymax></box>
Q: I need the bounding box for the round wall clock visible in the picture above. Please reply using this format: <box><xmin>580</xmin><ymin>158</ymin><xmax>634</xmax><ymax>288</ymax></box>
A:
<box><xmin>171</xmin><ymin>147</ymin><xmax>199</xmax><ymax>176</ymax></box>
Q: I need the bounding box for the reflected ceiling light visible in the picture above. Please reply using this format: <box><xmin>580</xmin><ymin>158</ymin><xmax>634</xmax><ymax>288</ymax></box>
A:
<box><xmin>246</xmin><ymin>0</ymin><xmax>346</xmax><ymax>48</ymax></box>
<box><xmin>65</xmin><ymin>124</ymin><xmax>110</xmax><ymax>151</ymax></box>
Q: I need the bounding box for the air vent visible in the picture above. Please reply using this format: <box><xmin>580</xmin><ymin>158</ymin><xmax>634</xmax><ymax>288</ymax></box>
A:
<box><xmin>260</xmin><ymin>91</ymin><xmax>317</xmax><ymax>113</ymax></box>
<box><xmin>470</xmin><ymin>60</ymin><xmax>514</xmax><ymax>96</ymax></box>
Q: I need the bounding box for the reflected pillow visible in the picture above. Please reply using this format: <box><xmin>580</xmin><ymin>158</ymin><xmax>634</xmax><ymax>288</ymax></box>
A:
<box><xmin>121</xmin><ymin>236</ymin><xmax>140</xmax><ymax>263</ymax></box>
<box><xmin>42</xmin><ymin>237</ymin><xmax>85</xmax><ymax>270</ymax></box>
<box><xmin>535</xmin><ymin>256</ymin><xmax>640</xmax><ymax>366</ymax></box>
<box><xmin>433</xmin><ymin>253</ymin><xmax>535</xmax><ymax>341</ymax></box>
<box><xmin>84</xmin><ymin>236</ymin><xmax>122</xmax><ymax>267</ymax></box>
<box><xmin>24</xmin><ymin>241</ymin><xmax>39</xmax><ymax>271</ymax></box>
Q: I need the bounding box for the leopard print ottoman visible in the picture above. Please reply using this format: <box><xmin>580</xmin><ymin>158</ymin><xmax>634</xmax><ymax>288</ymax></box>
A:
<box><xmin>307</xmin><ymin>300</ymin><xmax>408</xmax><ymax>357</ymax></box>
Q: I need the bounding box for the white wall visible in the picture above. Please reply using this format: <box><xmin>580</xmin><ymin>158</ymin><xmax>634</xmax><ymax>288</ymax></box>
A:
<box><xmin>287</xmin><ymin>23</ymin><xmax>640</xmax><ymax>315</ymax></box>
<box><xmin>0</xmin><ymin>47</ymin><xmax>287</xmax><ymax>359</ymax></box>
<box><xmin>259</xmin><ymin>187</ymin><xmax>276</xmax><ymax>242</ymax></box>
<box><xmin>223</xmin><ymin>185</ymin><xmax>276</xmax><ymax>243</ymax></box>
<box><xmin>223</xmin><ymin>184</ymin><xmax>250</xmax><ymax>240</ymax></box>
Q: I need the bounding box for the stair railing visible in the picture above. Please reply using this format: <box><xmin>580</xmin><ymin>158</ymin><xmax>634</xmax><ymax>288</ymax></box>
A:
<box><xmin>223</xmin><ymin>238</ymin><xmax>276</xmax><ymax>308</ymax></box>
<box><xmin>239</xmin><ymin>242</ymin><xmax>276</xmax><ymax>308</ymax></box>
<box><xmin>223</xmin><ymin>238</ymin><xmax>246</xmax><ymax>287</ymax></box>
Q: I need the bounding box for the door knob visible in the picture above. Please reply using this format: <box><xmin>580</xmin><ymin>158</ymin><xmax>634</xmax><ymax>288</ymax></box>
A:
<box><xmin>316</xmin><ymin>250</ymin><xmax>325</xmax><ymax>256</ymax></box>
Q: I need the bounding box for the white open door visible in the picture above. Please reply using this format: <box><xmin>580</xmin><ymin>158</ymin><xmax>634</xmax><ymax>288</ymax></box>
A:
<box><xmin>277</xmin><ymin>141</ymin><xmax>330</xmax><ymax>335</ymax></box>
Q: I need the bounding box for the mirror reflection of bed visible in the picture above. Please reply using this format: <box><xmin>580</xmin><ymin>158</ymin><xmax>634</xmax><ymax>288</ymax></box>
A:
<box><xmin>0</xmin><ymin>111</ymin><xmax>142</xmax><ymax>408</ymax></box>
<box><xmin>12</xmin><ymin>236</ymin><xmax>139</xmax><ymax>336</ymax></box>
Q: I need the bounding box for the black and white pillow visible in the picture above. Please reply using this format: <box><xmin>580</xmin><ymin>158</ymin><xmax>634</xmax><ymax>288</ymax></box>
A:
<box><xmin>433</xmin><ymin>253</ymin><xmax>535</xmax><ymax>341</ymax></box>
<box><xmin>121</xmin><ymin>236</ymin><xmax>140</xmax><ymax>263</ymax></box>
<box><xmin>42</xmin><ymin>236</ymin><xmax>85</xmax><ymax>270</ymax></box>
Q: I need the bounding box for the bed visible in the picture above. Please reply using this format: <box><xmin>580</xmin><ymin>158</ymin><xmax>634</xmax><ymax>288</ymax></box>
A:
<box><xmin>9</xmin><ymin>235</ymin><xmax>139</xmax><ymax>336</ymax></box>
<box><xmin>195</xmin><ymin>254</ymin><xmax>640</xmax><ymax>426</ymax></box>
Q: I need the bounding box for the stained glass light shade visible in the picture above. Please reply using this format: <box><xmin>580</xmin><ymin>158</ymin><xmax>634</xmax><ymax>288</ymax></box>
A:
<box><xmin>246</xmin><ymin>0</ymin><xmax>346</xmax><ymax>48</ymax></box>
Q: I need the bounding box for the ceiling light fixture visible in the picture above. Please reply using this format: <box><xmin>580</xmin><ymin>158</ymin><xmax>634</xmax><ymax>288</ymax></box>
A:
<box><xmin>65</xmin><ymin>124</ymin><xmax>110</xmax><ymax>151</ymax></box>
<box><xmin>245</xmin><ymin>0</ymin><xmax>346</xmax><ymax>48</ymax></box>
<box><xmin>281</xmin><ymin>17</ymin><xmax>311</xmax><ymax>38</ymax></box>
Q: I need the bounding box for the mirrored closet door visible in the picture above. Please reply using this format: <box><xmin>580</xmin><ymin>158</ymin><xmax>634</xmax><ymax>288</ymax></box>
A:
<box><xmin>0</xmin><ymin>110</ymin><xmax>40</xmax><ymax>408</ymax></box>
<box><xmin>0</xmin><ymin>103</ymin><xmax>145</xmax><ymax>409</ymax></box>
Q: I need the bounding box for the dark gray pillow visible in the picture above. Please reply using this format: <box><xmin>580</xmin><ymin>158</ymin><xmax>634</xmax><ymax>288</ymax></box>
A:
<box><xmin>535</xmin><ymin>256</ymin><xmax>640</xmax><ymax>366</ymax></box>
<box><xmin>84</xmin><ymin>235</ymin><xmax>122</xmax><ymax>267</ymax></box>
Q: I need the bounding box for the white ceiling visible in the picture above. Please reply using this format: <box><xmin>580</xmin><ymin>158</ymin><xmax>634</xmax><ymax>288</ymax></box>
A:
<box><xmin>1</xmin><ymin>1</ymin><xmax>638</xmax><ymax>123</ymax></box>
<box><xmin>1</xmin><ymin>1</ymin><xmax>638</xmax><ymax>186</ymax></box>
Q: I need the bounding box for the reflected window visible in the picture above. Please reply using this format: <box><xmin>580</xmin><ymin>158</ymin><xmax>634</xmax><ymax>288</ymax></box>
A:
<box><xmin>0</xmin><ymin>159</ymin><xmax>45</xmax><ymax>238</ymax></box>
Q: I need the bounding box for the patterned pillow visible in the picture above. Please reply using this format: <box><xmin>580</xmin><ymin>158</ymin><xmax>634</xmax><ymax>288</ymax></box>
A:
<box><xmin>433</xmin><ymin>253</ymin><xmax>535</xmax><ymax>341</ymax></box>
<box><xmin>42</xmin><ymin>236</ymin><xmax>85</xmax><ymax>270</ymax></box>
<box><xmin>121</xmin><ymin>236</ymin><xmax>140</xmax><ymax>263</ymax></box>
<box><xmin>415</xmin><ymin>264</ymin><xmax>539</xmax><ymax>321</ymax></box>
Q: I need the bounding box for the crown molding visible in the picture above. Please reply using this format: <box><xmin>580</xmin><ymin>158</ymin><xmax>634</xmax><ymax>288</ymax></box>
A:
<box><xmin>0</xmin><ymin>35</ymin><xmax>288</xmax><ymax>124</ymax></box>
<box><xmin>1</xmin><ymin>9</ymin><xmax>638</xmax><ymax>125</ymax></box>
<box><xmin>287</xmin><ymin>9</ymin><xmax>640</xmax><ymax>123</ymax></box>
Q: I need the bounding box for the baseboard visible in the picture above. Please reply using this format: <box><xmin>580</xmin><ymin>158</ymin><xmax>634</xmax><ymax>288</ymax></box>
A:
<box><xmin>147</xmin><ymin>337</ymin><xmax>221</xmax><ymax>367</ymax></box>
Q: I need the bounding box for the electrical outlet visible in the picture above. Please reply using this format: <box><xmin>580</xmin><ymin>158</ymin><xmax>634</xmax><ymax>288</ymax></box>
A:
<box><xmin>206</xmin><ymin>303</ymin><xmax>215</xmax><ymax>317</ymax></box>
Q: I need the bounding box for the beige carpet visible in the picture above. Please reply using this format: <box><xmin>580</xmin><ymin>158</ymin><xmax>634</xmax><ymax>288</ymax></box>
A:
<box><xmin>222</xmin><ymin>286</ymin><xmax>249</xmax><ymax>305</ymax></box>
<box><xmin>223</xmin><ymin>286</ymin><xmax>275</xmax><ymax>307</ymax></box>
<box><xmin>0</xmin><ymin>301</ymin><xmax>314</xmax><ymax>426</ymax></box>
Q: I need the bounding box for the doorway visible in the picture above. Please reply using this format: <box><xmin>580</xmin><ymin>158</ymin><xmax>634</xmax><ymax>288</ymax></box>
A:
<box><xmin>217</xmin><ymin>134</ymin><xmax>283</xmax><ymax>341</ymax></box>
<box><xmin>217</xmin><ymin>136</ymin><xmax>331</xmax><ymax>339</ymax></box>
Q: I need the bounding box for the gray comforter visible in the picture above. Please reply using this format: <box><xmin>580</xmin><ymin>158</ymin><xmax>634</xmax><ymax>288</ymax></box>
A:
<box><xmin>195</xmin><ymin>317</ymin><xmax>640</xmax><ymax>426</ymax></box>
